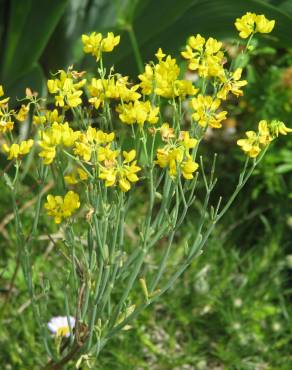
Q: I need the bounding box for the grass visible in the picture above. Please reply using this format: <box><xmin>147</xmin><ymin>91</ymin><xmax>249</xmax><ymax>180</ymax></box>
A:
<box><xmin>1</xmin><ymin>195</ymin><xmax>292</xmax><ymax>369</ymax></box>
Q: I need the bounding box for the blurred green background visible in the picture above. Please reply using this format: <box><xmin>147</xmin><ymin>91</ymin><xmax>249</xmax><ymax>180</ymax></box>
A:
<box><xmin>1</xmin><ymin>0</ymin><xmax>292</xmax><ymax>369</ymax></box>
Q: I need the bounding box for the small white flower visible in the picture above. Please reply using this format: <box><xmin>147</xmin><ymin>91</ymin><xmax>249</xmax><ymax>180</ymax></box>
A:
<box><xmin>48</xmin><ymin>316</ymin><xmax>75</xmax><ymax>337</ymax></box>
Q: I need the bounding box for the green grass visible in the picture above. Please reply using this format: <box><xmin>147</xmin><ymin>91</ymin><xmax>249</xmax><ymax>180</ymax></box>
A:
<box><xmin>1</xmin><ymin>208</ymin><xmax>292</xmax><ymax>369</ymax></box>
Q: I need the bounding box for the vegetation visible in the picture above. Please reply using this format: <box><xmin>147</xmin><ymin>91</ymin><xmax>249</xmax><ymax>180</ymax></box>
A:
<box><xmin>0</xmin><ymin>1</ymin><xmax>292</xmax><ymax>369</ymax></box>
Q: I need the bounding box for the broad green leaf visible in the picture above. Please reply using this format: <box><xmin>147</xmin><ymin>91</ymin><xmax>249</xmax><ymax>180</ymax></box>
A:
<box><xmin>1</xmin><ymin>0</ymin><xmax>68</xmax><ymax>86</ymax></box>
<box><xmin>107</xmin><ymin>0</ymin><xmax>292</xmax><ymax>76</ymax></box>
<box><xmin>6</xmin><ymin>64</ymin><xmax>45</xmax><ymax>106</ymax></box>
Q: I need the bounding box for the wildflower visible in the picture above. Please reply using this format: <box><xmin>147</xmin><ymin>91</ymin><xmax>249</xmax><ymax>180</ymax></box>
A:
<box><xmin>102</xmin><ymin>32</ymin><xmax>121</xmax><ymax>52</ymax></box>
<box><xmin>159</xmin><ymin>123</ymin><xmax>175</xmax><ymax>141</ymax></box>
<box><xmin>82</xmin><ymin>32</ymin><xmax>120</xmax><ymax>61</ymax></box>
<box><xmin>235</xmin><ymin>13</ymin><xmax>275</xmax><ymax>39</ymax></box>
<box><xmin>87</xmin><ymin>75</ymin><xmax>140</xmax><ymax>110</ymax></box>
<box><xmin>2</xmin><ymin>139</ymin><xmax>34</xmax><ymax>160</ymax></box>
<box><xmin>258</xmin><ymin>120</ymin><xmax>273</xmax><ymax>145</ymax></box>
<box><xmin>0</xmin><ymin>85</ymin><xmax>10</xmax><ymax>107</ymax></box>
<box><xmin>217</xmin><ymin>68</ymin><xmax>247</xmax><ymax>100</ymax></box>
<box><xmin>181</xmin><ymin>159</ymin><xmax>199</xmax><ymax>180</ymax></box>
<box><xmin>64</xmin><ymin>168</ymin><xmax>89</xmax><ymax>184</ymax></box>
<box><xmin>47</xmin><ymin>69</ymin><xmax>86</xmax><ymax>108</ymax></box>
<box><xmin>48</xmin><ymin>316</ymin><xmax>75</xmax><ymax>337</ymax></box>
<box><xmin>181</xmin><ymin>35</ymin><xmax>225</xmax><ymax>77</ymax></box>
<box><xmin>99</xmin><ymin>150</ymin><xmax>141</xmax><ymax>192</ymax></box>
<box><xmin>191</xmin><ymin>95</ymin><xmax>227</xmax><ymax>128</ymax></box>
<box><xmin>45</xmin><ymin>191</ymin><xmax>80</xmax><ymax>224</ymax></box>
<box><xmin>139</xmin><ymin>50</ymin><xmax>197</xmax><ymax>98</ymax></box>
<box><xmin>255</xmin><ymin>14</ymin><xmax>275</xmax><ymax>34</ymax></box>
<box><xmin>237</xmin><ymin>130</ymin><xmax>261</xmax><ymax>158</ymax></box>
<box><xmin>0</xmin><ymin>116</ymin><xmax>14</xmax><ymax>133</ymax></box>
<box><xmin>268</xmin><ymin>120</ymin><xmax>292</xmax><ymax>137</ymax></box>
<box><xmin>73</xmin><ymin>128</ymin><xmax>115</xmax><ymax>162</ymax></box>
<box><xmin>235</xmin><ymin>12</ymin><xmax>257</xmax><ymax>39</ymax></box>
<box><xmin>237</xmin><ymin>120</ymin><xmax>281</xmax><ymax>158</ymax></box>
<box><xmin>116</xmin><ymin>100</ymin><xmax>159</xmax><ymax>126</ymax></box>
<box><xmin>15</xmin><ymin>104</ymin><xmax>29</xmax><ymax>121</ymax></box>
<box><xmin>155</xmin><ymin>130</ymin><xmax>198</xmax><ymax>179</ymax></box>
<box><xmin>33</xmin><ymin>108</ymin><xmax>63</xmax><ymax>125</ymax></box>
<box><xmin>38</xmin><ymin>122</ymin><xmax>80</xmax><ymax>164</ymax></box>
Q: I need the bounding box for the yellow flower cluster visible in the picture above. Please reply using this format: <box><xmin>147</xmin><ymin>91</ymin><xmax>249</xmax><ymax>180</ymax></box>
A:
<box><xmin>1</xmin><ymin>12</ymin><xmax>286</xmax><ymax>227</ymax></box>
<box><xmin>116</xmin><ymin>100</ymin><xmax>159</xmax><ymax>126</ymax></box>
<box><xmin>39</xmin><ymin>122</ymin><xmax>80</xmax><ymax>164</ymax></box>
<box><xmin>191</xmin><ymin>95</ymin><xmax>227</xmax><ymax>128</ymax></box>
<box><xmin>138</xmin><ymin>49</ymin><xmax>197</xmax><ymax>98</ymax></box>
<box><xmin>73</xmin><ymin>127</ymin><xmax>115</xmax><ymax>162</ymax></box>
<box><xmin>44</xmin><ymin>191</ymin><xmax>80</xmax><ymax>224</ymax></box>
<box><xmin>15</xmin><ymin>104</ymin><xmax>29</xmax><ymax>122</ymax></box>
<box><xmin>217</xmin><ymin>68</ymin><xmax>247</xmax><ymax>100</ymax></box>
<box><xmin>235</xmin><ymin>13</ymin><xmax>275</xmax><ymax>39</ymax></box>
<box><xmin>99</xmin><ymin>149</ymin><xmax>141</xmax><ymax>192</ymax></box>
<box><xmin>87</xmin><ymin>75</ymin><xmax>141</xmax><ymax>110</ymax></box>
<box><xmin>237</xmin><ymin>120</ymin><xmax>292</xmax><ymax>158</ymax></box>
<box><xmin>181</xmin><ymin>35</ymin><xmax>224</xmax><ymax>77</ymax></box>
<box><xmin>82</xmin><ymin>32</ymin><xmax>120</xmax><ymax>61</ymax></box>
<box><xmin>2</xmin><ymin>139</ymin><xmax>34</xmax><ymax>160</ymax></box>
<box><xmin>0</xmin><ymin>85</ymin><xmax>14</xmax><ymax>134</ymax></box>
<box><xmin>33</xmin><ymin>108</ymin><xmax>63</xmax><ymax>125</ymax></box>
<box><xmin>156</xmin><ymin>128</ymin><xmax>198</xmax><ymax>179</ymax></box>
<box><xmin>65</xmin><ymin>168</ymin><xmax>89</xmax><ymax>184</ymax></box>
<box><xmin>47</xmin><ymin>69</ymin><xmax>86</xmax><ymax>108</ymax></box>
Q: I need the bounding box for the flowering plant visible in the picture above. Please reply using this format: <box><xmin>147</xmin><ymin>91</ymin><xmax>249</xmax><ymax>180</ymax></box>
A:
<box><xmin>1</xmin><ymin>13</ymin><xmax>290</xmax><ymax>368</ymax></box>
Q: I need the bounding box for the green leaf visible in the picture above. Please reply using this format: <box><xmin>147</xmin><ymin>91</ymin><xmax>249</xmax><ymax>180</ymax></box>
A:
<box><xmin>275</xmin><ymin>164</ymin><xmax>292</xmax><ymax>174</ymax></box>
<box><xmin>6</xmin><ymin>64</ymin><xmax>45</xmax><ymax>107</ymax></box>
<box><xmin>109</xmin><ymin>0</ymin><xmax>292</xmax><ymax>75</ymax></box>
<box><xmin>1</xmin><ymin>0</ymin><xmax>68</xmax><ymax>86</ymax></box>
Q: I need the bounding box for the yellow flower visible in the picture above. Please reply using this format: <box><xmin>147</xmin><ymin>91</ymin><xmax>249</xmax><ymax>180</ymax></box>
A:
<box><xmin>99</xmin><ymin>150</ymin><xmax>141</xmax><ymax>192</ymax></box>
<box><xmin>33</xmin><ymin>108</ymin><xmax>63</xmax><ymax>126</ymax></box>
<box><xmin>191</xmin><ymin>95</ymin><xmax>227</xmax><ymax>128</ymax></box>
<box><xmin>82</xmin><ymin>32</ymin><xmax>120</xmax><ymax>61</ymax></box>
<box><xmin>155</xmin><ymin>48</ymin><xmax>166</xmax><ymax>60</ymax></box>
<box><xmin>45</xmin><ymin>191</ymin><xmax>80</xmax><ymax>224</ymax></box>
<box><xmin>33</xmin><ymin>115</ymin><xmax>46</xmax><ymax>125</ymax></box>
<box><xmin>138</xmin><ymin>51</ymin><xmax>197</xmax><ymax>98</ymax></box>
<box><xmin>181</xmin><ymin>159</ymin><xmax>199</xmax><ymax>180</ymax></box>
<box><xmin>268</xmin><ymin>120</ymin><xmax>292</xmax><ymax>137</ymax></box>
<box><xmin>2</xmin><ymin>139</ymin><xmax>34</xmax><ymax>160</ymax></box>
<box><xmin>38</xmin><ymin>122</ymin><xmax>80</xmax><ymax>164</ymax></box>
<box><xmin>0</xmin><ymin>117</ymin><xmax>14</xmax><ymax>133</ymax></box>
<box><xmin>47</xmin><ymin>70</ymin><xmax>86</xmax><ymax>108</ymax></box>
<box><xmin>179</xmin><ymin>131</ymin><xmax>198</xmax><ymax>152</ymax></box>
<box><xmin>15</xmin><ymin>104</ymin><xmax>29</xmax><ymax>122</ymax></box>
<box><xmin>87</xmin><ymin>76</ymin><xmax>140</xmax><ymax>110</ymax></box>
<box><xmin>235</xmin><ymin>13</ymin><xmax>275</xmax><ymax>39</ymax></box>
<box><xmin>217</xmin><ymin>68</ymin><xmax>247</xmax><ymax>100</ymax></box>
<box><xmin>102</xmin><ymin>32</ymin><xmax>120</xmax><ymax>52</ymax></box>
<box><xmin>74</xmin><ymin>141</ymin><xmax>92</xmax><ymax>162</ymax></box>
<box><xmin>0</xmin><ymin>85</ymin><xmax>10</xmax><ymax>107</ymax></box>
<box><xmin>159</xmin><ymin>123</ymin><xmax>175</xmax><ymax>141</ymax></box>
<box><xmin>116</xmin><ymin>100</ymin><xmax>159</xmax><ymax>126</ymax></box>
<box><xmin>181</xmin><ymin>35</ymin><xmax>224</xmax><ymax>77</ymax></box>
<box><xmin>65</xmin><ymin>168</ymin><xmax>89</xmax><ymax>184</ymax></box>
<box><xmin>235</xmin><ymin>12</ymin><xmax>256</xmax><ymax>39</ymax></box>
<box><xmin>258</xmin><ymin>120</ymin><xmax>273</xmax><ymax>145</ymax></box>
<box><xmin>236</xmin><ymin>120</ymin><xmax>287</xmax><ymax>158</ymax></box>
<box><xmin>255</xmin><ymin>15</ymin><xmax>275</xmax><ymax>34</ymax></box>
<box><xmin>237</xmin><ymin>130</ymin><xmax>261</xmax><ymax>158</ymax></box>
<box><xmin>155</xmin><ymin>130</ymin><xmax>198</xmax><ymax>179</ymax></box>
<box><xmin>73</xmin><ymin>128</ymin><xmax>115</xmax><ymax>162</ymax></box>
